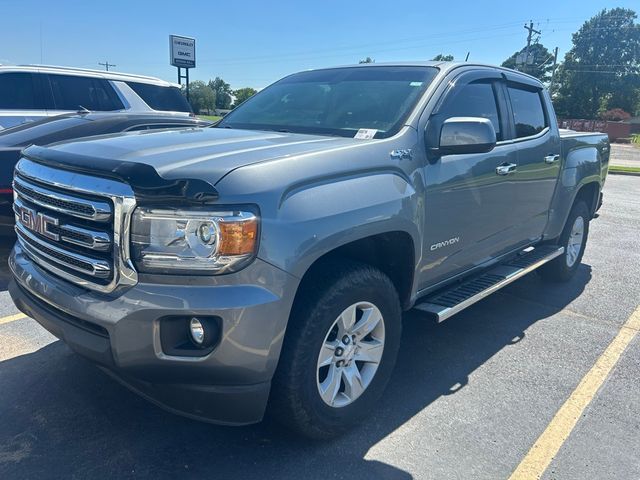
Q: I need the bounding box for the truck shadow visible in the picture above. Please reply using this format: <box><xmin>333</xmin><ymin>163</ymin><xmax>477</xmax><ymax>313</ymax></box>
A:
<box><xmin>0</xmin><ymin>265</ymin><xmax>592</xmax><ymax>480</ymax></box>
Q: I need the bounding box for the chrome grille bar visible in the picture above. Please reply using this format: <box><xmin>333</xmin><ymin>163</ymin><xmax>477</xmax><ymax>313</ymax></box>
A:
<box><xmin>13</xmin><ymin>175</ymin><xmax>112</xmax><ymax>222</ymax></box>
<box><xmin>16</xmin><ymin>223</ymin><xmax>111</xmax><ymax>279</ymax></box>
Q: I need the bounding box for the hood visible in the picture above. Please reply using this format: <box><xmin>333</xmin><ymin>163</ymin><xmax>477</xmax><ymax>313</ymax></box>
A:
<box><xmin>38</xmin><ymin>127</ymin><xmax>357</xmax><ymax>185</ymax></box>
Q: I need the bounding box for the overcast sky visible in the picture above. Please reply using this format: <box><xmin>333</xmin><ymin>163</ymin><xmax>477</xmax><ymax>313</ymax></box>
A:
<box><xmin>1</xmin><ymin>0</ymin><xmax>636</xmax><ymax>89</ymax></box>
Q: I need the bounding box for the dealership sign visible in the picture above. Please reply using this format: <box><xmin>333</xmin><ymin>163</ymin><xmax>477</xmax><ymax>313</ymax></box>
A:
<box><xmin>170</xmin><ymin>35</ymin><xmax>196</xmax><ymax>68</ymax></box>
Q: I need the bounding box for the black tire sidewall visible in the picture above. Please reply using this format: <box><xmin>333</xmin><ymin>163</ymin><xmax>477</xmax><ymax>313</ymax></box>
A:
<box><xmin>540</xmin><ymin>200</ymin><xmax>590</xmax><ymax>282</ymax></box>
<box><xmin>303</xmin><ymin>278</ymin><xmax>400</xmax><ymax>426</ymax></box>
<box><xmin>272</xmin><ymin>262</ymin><xmax>402</xmax><ymax>437</ymax></box>
<box><xmin>560</xmin><ymin>201</ymin><xmax>590</xmax><ymax>276</ymax></box>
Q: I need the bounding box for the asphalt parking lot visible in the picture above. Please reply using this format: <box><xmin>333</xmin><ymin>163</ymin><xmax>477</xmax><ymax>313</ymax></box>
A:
<box><xmin>0</xmin><ymin>174</ymin><xmax>638</xmax><ymax>480</ymax></box>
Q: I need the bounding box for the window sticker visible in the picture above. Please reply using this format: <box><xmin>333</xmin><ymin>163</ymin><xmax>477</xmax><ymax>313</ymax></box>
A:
<box><xmin>354</xmin><ymin>128</ymin><xmax>378</xmax><ymax>140</ymax></box>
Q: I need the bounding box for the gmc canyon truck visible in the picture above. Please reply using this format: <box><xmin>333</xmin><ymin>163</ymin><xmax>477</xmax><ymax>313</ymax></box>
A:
<box><xmin>9</xmin><ymin>62</ymin><xmax>609</xmax><ymax>438</ymax></box>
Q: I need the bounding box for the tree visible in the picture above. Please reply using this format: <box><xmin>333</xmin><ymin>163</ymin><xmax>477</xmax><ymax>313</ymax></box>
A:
<box><xmin>208</xmin><ymin>77</ymin><xmax>233</xmax><ymax>110</ymax></box>
<box><xmin>183</xmin><ymin>81</ymin><xmax>216</xmax><ymax>115</ymax></box>
<box><xmin>431</xmin><ymin>54</ymin><xmax>454</xmax><ymax>61</ymax></box>
<box><xmin>554</xmin><ymin>8</ymin><xmax>640</xmax><ymax>118</ymax></box>
<box><xmin>232</xmin><ymin>87</ymin><xmax>257</xmax><ymax>108</ymax></box>
<box><xmin>359</xmin><ymin>57</ymin><xmax>375</xmax><ymax>64</ymax></box>
<box><xmin>599</xmin><ymin>108</ymin><xmax>631</xmax><ymax>121</ymax></box>
<box><xmin>501</xmin><ymin>43</ymin><xmax>554</xmax><ymax>82</ymax></box>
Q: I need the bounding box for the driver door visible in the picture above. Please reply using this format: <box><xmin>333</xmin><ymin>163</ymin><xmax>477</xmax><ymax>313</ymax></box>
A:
<box><xmin>419</xmin><ymin>70</ymin><xmax>524</xmax><ymax>290</ymax></box>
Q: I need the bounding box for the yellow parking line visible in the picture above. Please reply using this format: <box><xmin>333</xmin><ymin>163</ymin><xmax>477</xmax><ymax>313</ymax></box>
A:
<box><xmin>0</xmin><ymin>313</ymin><xmax>27</xmax><ymax>325</ymax></box>
<box><xmin>509</xmin><ymin>305</ymin><xmax>640</xmax><ymax>480</ymax></box>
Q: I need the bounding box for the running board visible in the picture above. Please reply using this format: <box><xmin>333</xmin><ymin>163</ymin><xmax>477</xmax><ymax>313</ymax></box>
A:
<box><xmin>413</xmin><ymin>245</ymin><xmax>564</xmax><ymax>322</ymax></box>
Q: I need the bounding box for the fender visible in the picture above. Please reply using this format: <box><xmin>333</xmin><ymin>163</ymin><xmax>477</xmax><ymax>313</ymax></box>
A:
<box><xmin>544</xmin><ymin>143</ymin><xmax>604</xmax><ymax>240</ymax></box>
<box><xmin>262</xmin><ymin>170</ymin><xmax>422</xmax><ymax>280</ymax></box>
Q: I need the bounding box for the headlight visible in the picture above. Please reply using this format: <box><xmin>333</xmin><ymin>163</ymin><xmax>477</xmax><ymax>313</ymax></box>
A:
<box><xmin>131</xmin><ymin>207</ymin><xmax>258</xmax><ymax>274</ymax></box>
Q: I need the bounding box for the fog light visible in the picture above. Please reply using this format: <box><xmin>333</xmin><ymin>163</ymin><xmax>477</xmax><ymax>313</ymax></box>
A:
<box><xmin>189</xmin><ymin>317</ymin><xmax>205</xmax><ymax>345</ymax></box>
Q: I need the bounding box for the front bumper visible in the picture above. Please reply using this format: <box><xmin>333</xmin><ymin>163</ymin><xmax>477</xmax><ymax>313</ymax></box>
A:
<box><xmin>9</xmin><ymin>244</ymin><xmax>298</xmax><ymax>425</ymax></box>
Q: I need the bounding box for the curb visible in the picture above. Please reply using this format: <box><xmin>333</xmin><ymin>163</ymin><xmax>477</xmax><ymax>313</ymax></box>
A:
<box><xmin>608</xmin><ymin>170</ymin><xmax>640</xmax><ymax>177</ymax></box>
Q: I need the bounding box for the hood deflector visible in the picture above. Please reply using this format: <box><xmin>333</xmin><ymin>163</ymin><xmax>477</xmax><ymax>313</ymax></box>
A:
<box><xmin>22</xmin><ymin>145</ymin><xmax>219</xmax><ymax>205</ymax></box>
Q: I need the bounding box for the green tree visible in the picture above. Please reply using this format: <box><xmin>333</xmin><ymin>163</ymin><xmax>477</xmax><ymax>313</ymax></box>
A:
<box><xmin>431</xmin><ymin>54</ymin><xmax>454</xmax><ymax>61</ymax></box>
<box><xmin>232</xmin><ymin>87</ymin><xmax>257</xmax><ymax>108</ymax></box>
<box><xmin>501</xmin><ymin>43</ymin><xmax>554</xmax><ymax>82</ymax></box>
<box><xmin>208</xmin><ymin>77</ymin><xmax>233</xmax><ymax>109</ymax></box>
<box><xmin>182</xmin><ymin>81</ymin><xmax>216</xmax><ymax>115</ymax></box>
<box><xmin>359</xmin><ymin>57</ymin><xmax>375</xmax><ymax>64</ymax></box>
<box><xmin>554</xmin><ymin>8</ymin><xmax>640</xmax><ymax>118</ymax></box>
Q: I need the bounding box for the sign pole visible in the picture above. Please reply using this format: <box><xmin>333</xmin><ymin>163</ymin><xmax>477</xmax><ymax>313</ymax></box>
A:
<box><xmin>185</xmin><ymin>68</ymin><xmax>190</xmax><ymax>102</ymax></box>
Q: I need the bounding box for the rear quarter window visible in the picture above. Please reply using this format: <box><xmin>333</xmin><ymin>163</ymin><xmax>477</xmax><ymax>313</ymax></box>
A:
<box><xmin>126</xmin><ymin>82</ymin><xmax>192</xmax><ymax>113</ymax></box>
<box><xmin>507</xmin><ymin>85</ymin><xmax>548</xmax><ymax>138</ymax></box>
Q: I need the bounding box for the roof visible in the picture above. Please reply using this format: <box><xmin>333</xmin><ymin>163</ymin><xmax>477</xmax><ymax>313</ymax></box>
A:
<box><xmin>0</xmin><ymin>64</ymin><xmax>178</xmax><ymax>87</ymax></box>
<box><xmin>303</xmin><ymin>61</ymin><xmax>542</xmax><ymax>84</ymax></box>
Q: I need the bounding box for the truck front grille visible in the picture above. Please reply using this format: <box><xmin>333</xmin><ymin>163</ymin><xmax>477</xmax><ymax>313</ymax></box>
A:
<box><xmin>13</xmin><ymin>158</ymin><xmax>138</xmax><ymax>293</ymax></box>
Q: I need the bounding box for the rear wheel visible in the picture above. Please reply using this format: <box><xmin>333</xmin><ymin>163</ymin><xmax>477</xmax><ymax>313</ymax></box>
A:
<box><xmin>538</xmin><ymin>201</ymin><xmax>590</xmax><ymax>282</ymax></box>
<box><xmin>270</xmin><ymin>260</ymin><xmax>402</xmax><ymax>439</ymax></box>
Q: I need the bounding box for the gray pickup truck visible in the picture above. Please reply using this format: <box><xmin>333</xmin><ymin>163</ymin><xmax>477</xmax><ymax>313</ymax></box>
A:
<box><xmin>9</xmin><ymin>62</ymin><xmax>609</xmax><ymax>438</ymax></box>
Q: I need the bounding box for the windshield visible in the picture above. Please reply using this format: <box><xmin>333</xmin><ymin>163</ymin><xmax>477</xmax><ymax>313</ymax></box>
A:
<box><xmin>218</xmin><ymin>66</ymin><xmax>438</xmax><ymax>138</ymax></box>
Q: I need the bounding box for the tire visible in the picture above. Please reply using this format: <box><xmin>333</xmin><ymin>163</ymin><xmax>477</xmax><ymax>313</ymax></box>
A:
<box><xmin>270</xmin><ymin>260</ymin><xmax>402</xmax><ymax>439</ymax></box>
<box><xmin>538</xmin><ymin>201</ymin><xmax>590</xmax><ymax>282</ymax></box>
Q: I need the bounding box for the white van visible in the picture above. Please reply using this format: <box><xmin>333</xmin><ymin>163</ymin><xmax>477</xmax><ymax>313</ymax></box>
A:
<box><xmin>0</xmin><ymin>65</ymin><xmax>193</xmax><ymax>129</ymax></box>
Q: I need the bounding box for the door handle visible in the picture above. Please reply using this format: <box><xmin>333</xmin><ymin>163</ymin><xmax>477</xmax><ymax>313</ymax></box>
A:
<box><xmin>496</xmin><ymin>163</ymin><xmax>517</xmax><ymax>175</ymax></box>
<box><xmin>544</xmin><ymin>154</ymin><xmax>560</xmax><ymax>164</ymax></box>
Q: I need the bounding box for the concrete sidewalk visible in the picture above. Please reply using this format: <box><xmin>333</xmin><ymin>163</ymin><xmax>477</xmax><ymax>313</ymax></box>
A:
<box><xmin>610</xmin><ymin>143</ymin><xmax>640</xmax><ymax>168</ymax></box>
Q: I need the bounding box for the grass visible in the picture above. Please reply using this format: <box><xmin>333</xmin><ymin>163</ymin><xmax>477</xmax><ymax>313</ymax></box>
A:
<box><xmin>198</xmin><ymin>115</ymin><xmax>222</xmax><ymax>122</ymax></box>
<box><xmin>609</xmin><ymin>165</ymin><xmax>640</xmax><ymax>174</ymax></box>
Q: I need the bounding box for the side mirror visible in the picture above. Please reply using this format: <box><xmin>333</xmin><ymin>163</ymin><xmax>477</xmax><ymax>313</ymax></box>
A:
<box><xmin>438</xmin><ymin>117</ymin><xmax>497</xmax><ymax>156</ymax></box>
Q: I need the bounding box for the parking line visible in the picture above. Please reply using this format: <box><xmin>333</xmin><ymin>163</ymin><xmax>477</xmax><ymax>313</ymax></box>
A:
<box><xmin>509</xmin><ymin>305</ymin><xmax>640</xmax><ymax>480</ymax></box>
<box><xmin>0</xmin><ymin>313</ymin><xmax>27</xmax><ymax>325</ymax></box>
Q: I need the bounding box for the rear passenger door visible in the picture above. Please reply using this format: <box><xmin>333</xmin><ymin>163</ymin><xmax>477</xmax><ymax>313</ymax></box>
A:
<box><xmin>504</xmin><ymin>76</ymin><xmax>561</xmax><ymax>241</ymax></box>
<box><xmin>44</xmin><ymin>74</ymin><xmax>124</xmax><ymax>113</ymax></box>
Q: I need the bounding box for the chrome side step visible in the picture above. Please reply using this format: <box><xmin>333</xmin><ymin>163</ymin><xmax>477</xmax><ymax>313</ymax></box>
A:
<box><xmin>413</xmin><ymin>245</ymin><xmax>564</xmax><ymax>322</ymax></box>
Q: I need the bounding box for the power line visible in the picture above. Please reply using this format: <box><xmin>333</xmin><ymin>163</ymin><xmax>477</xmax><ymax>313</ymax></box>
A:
<box><xmin>98</xmin><ymin>60</ymin><xmax>116</xmax><ymax>71</ymax></box>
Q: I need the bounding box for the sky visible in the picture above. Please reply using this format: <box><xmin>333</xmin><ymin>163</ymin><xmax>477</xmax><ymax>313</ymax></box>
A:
<box><xmin>0</xmin><ymin>0</ymin><xmax>636</xmax><ymax>89</ymax></box>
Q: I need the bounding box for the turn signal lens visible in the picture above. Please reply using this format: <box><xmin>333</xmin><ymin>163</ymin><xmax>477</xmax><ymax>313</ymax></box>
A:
<box><xmin>218</xmin><ymin>218</ymin><xmax>258</xmax><ymax>255</ymax></box>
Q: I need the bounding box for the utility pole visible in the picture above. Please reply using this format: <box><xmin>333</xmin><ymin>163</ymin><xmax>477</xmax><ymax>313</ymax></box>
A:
<box><xmin>523</xmin><ymin>21</ymin><xmax>542</xmax><ymax>73</ymax></box>
<box><xmin>549</xmin><ymin>47</ymin><xmax>559</xmax><ymax>94</ymax></box>
<box><xmin>98</xmin><ymin>61</ymin><xmax>116</xmax><ymax>71</ymax></box>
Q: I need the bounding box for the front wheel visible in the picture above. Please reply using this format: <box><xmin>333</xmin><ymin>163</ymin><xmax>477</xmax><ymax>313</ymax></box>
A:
<box><xmin>538</xmin><ymin>201</ymin><xmax>590</xmax><ymax>282</ymax></box>
<box><xmin>270</xmin><ymin>260</ymin><xmax>402</xmax><ymax>439</ymax></box>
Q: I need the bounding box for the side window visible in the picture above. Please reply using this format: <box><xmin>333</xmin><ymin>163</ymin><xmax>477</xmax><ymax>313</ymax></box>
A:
<box><xmin>0</xmin><ymin>73</ymin><xmax>43</xmax><ymax>109</ymax></box>
<box><xmin>92</xmin><ymin>79</ymin><xmax>124</xmax><ymax>110</ymax></box>
<box><xmin>126</xmin><ymin>82</ymin><xmax>192</xmax><ymax>113</ymax></box>
<box><xmin>507</xmin><ymin>85</ymin><xmax>548</xmax><ymax>138</ymax></box>
<box><xmin>48</xmin><ymin>75</ymin><xmax>123</xmax><ymax>111</ymax></box>
<box><xmin>439</xmin><ymin>81</ymin><xmax>502</xmax><ymax>141</ymax></box>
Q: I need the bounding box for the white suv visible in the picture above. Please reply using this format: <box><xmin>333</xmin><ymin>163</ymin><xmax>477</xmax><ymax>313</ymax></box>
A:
<box><xmin>0</xmin><ymin>65</ymin><xmax>193</xmax><ymax>129</ymax></box>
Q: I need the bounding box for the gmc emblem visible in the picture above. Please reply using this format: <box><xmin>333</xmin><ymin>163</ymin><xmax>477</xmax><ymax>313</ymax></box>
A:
<box><xmin>17</xmin><ymin>206</ymin><xmax>59</xmax><ymax>241</ymax></box>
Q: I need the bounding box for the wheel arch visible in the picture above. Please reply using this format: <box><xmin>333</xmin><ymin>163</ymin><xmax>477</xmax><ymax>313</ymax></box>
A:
<box><xmin>573</xmin><ymin>181</ymin><xmax>600</xmax><ymax>218</ymax></box>
<box><xmin>293</xmin><ymin>231</ymin><xmax>417</xmax><ymax>312</ymax></box>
